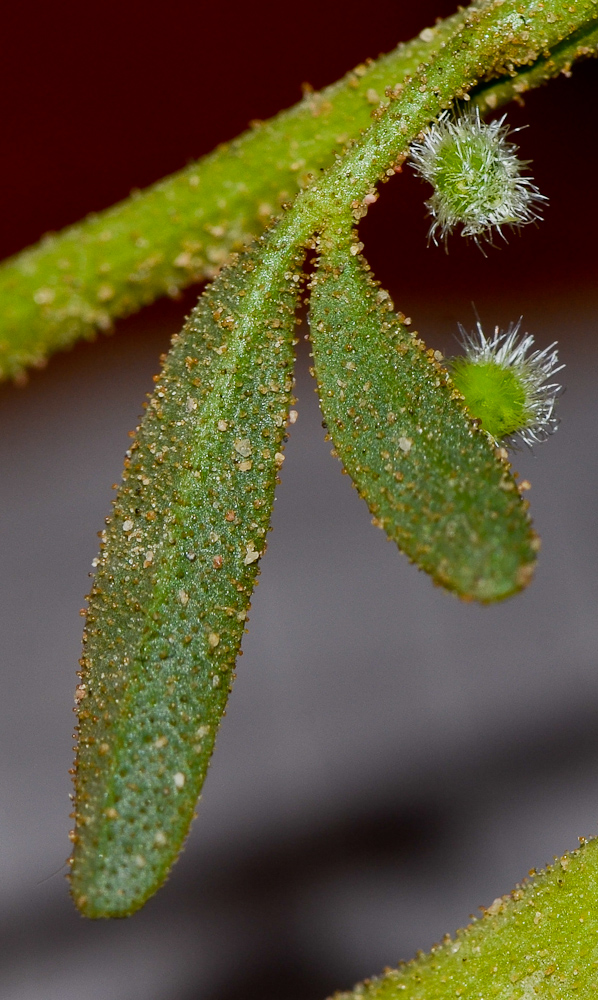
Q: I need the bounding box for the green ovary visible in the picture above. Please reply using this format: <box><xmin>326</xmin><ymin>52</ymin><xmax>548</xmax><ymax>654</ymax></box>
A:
<box><xmin>434</xmin><ymin>140</ymin><xmax>507</xmax><ymax>218</ymax></box>
<box><xmin>451</xmin><ymin>359</ymin><xmax>528</xmax><ymax>440</ymax></box>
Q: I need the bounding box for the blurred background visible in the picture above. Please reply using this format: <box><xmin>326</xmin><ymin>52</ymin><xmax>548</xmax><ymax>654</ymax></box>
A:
<box><xmin>1</xmin><ymin>1</ymin><xmax>598</xmax><ymax>997</ymax></box>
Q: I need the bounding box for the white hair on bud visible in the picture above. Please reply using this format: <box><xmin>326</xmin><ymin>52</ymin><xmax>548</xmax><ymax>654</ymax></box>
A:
<box><xmin>409</xmin><ymin>109</ymin><xmax>547</xmax><ymax>246</ymax></box>
<box><xmin>456</xmin><ymin>319</ymin><xmax>564</xmax><ymax>447</ymax></box>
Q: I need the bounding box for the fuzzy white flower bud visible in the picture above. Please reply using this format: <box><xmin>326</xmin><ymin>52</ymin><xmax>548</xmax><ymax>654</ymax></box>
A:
<box><xmin>409</xmin><ymin>110</ymin><xmax>546</xmax><ymax>246</ymax></box>
<box><xmin>450</xmin><ymin>320</ymin><xmax>564</xmax><ymax>448</ymax></box>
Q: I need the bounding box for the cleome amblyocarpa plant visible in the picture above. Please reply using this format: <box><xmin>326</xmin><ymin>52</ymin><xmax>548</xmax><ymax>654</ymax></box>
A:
<box><xmin>1</xmin><ymin>2</ymin><xmax>598</xmax><ymax>999</ymax></box>
<box><xmin>67</xmin><ymin>0</ymin><xmax>587</xmax><ymax>933</ymax></box>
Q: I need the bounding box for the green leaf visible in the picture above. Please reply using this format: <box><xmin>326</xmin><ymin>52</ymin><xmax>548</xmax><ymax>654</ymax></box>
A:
<box><xmin>309</xmin><ymin>232</ymin><xmax>538</xmax><ymax>602</ymax></box>
<box><xmin>334</xmin><ymin>837</ymin><xmax>598</xmax><ymax>1000</ymax></box>
<box><xmin>70</xmin><ymin>231</ymin><xmax>304</xmax><ymax>917</ymax></box>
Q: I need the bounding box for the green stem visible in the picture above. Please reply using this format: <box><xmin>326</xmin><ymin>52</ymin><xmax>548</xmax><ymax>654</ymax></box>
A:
<box><xmin>472</xmin><ymin>14</ymin><xmax>598</xmax><ymax>112</ymax></box>
<box><xmin>242</xmin><ymin>0</ymin><xmax>598</xmax><ymax>252</ymax></box>
<box><xmin>1</xmin><ymin>0</ymin><xmax>596</xmax><ymax>379</ymax></box>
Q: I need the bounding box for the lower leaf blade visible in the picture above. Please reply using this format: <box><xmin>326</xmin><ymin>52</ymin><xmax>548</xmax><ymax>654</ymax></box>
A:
<box><xmin>70</xmin><ymin>235</ymin><xmax>303</xmax><ymax>916</ymax></box>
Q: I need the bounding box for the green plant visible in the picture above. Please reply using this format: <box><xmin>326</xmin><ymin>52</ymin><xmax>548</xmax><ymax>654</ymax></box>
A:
<box><xmin>2</xmin><ymin>0</ymin><xmax>598</xmax><ymax>994</ymax></box>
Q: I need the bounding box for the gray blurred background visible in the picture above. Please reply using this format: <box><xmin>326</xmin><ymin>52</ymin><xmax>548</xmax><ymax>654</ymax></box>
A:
<box><xmin>2</xmin><ymin>0</ymin><xmax>598</xmax><ymax>996</ymax></box>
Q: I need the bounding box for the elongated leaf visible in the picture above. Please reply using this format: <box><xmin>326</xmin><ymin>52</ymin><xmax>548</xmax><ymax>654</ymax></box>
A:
<box><xmin>309</xmin><ymin>236</ymin><xmax>538</xmax><ymax>601</ymax></box>
<box><xmin>70</xmin><ymin>233</ymin><xmax>303</xmax><ymax>917</ymax></box>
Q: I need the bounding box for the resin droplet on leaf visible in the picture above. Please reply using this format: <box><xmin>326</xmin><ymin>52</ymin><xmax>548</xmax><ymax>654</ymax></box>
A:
<box><xmin>409</xmin><ymin>110</ymin><xmax>546</xmax><ymax>244</ymax></box>
<box><xmin>450</xmin><ymin>320</ymin><xmax>564</xmax><ymax>447</ymax></box>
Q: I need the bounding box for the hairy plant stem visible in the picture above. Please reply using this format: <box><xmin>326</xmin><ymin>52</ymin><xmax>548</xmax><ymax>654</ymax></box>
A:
<box><xmin>243</xmin><ymin>0</ymin><xmax>598</xmax><ymax>255</ymax></box>
<box><xmin>1</xmin><ymin>0</ymin><xmax>597</xmax><ymax>379</ymax></box>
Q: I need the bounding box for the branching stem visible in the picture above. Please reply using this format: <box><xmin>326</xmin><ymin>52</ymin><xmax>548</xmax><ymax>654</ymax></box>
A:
<box><xmin>0</xmin><ymin>0</ymin><xmax>597</xmax><ymax>378</ymax></box>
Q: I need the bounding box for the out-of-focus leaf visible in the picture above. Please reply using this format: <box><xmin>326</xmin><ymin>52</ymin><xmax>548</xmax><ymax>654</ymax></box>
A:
<box><xmin>333</xmin><ymin>837</ymin><xmax>598</xmax><ymax>1000</ymax></box>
